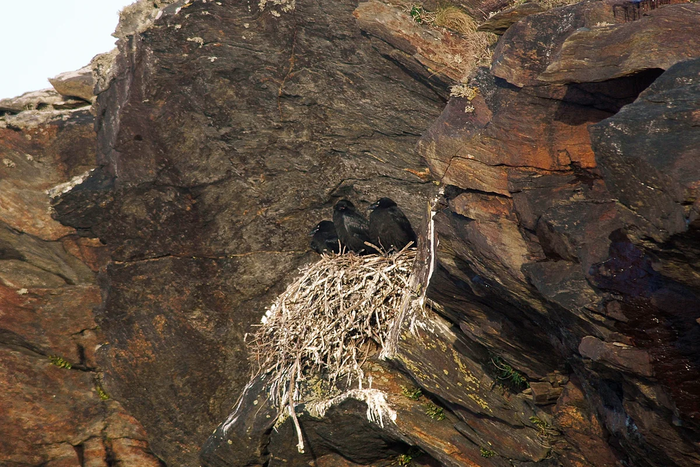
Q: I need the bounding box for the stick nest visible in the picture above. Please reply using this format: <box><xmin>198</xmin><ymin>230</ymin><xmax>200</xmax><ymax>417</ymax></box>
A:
<box><xmin>247</xmin><ymin>247</ymin><xmax>416</xmax><ymax>411</ymax></box>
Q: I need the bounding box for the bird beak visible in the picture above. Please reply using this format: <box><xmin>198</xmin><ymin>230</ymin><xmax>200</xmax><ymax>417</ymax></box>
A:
<box><xmin>368</xmin><ymin>201</ymin><xmax>379</xmax><ymax>211</ymax></box>
<box><xmin>309</xmin><ymin>227</ymin><xmax>319</xmax><ymax>235</ymax></box>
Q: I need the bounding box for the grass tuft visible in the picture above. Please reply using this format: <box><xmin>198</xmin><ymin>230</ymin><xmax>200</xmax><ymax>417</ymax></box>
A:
<box><xmin>48</xmin><ymin>355</ymin><xmax>72</xmax><ymax>370</ymax></box>
<box><xmin>433</xmin><ymin>5</ymin><xmax>479</xmax><ymax>35</ymax></box>
<box><xmin>424</xmin><ymin>401</ymin><xmax>446</xmax><ymax>420</ymax></box>
<box><xmin>401</xmin><ymin>385</ymin><xmax>423</xmax><ymax>400</ymax></box>
<box><xmin>490</xmin><ymin>356</ymin><xmax>528</xmax><ymax>391</ymax></box>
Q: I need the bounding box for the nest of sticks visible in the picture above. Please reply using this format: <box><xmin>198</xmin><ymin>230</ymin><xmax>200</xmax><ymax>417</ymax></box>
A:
<box><xmin>246</xmin><ymin>246</ymin><xmax>416</xmax><ymax>450</ymax></box>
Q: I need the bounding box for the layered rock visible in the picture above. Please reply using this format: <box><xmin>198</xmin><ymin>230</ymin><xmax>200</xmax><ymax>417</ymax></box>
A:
<box><xmin>418</xmin><ymin>2</ymin><xmax>700</xmax><ymax>466</ymax></box>
<box><xmin>0</xmin><ymin>94</ymin><xmax>160</xmax><ymax>466</ymax></box>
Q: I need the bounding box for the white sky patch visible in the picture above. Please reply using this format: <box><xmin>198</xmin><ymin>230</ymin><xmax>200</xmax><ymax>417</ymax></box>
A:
<box><xmin>0</xmin><ymin>0</ymin><xmax>135</xmax><ymax>99</ymax></box>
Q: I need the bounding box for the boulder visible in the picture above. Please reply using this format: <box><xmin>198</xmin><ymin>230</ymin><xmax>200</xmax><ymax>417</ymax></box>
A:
<box><xmin>579</xmin><ymin>336</ymin><xmax>654</xmax><ymax>376</ymax></box>
<box><xmin>539</xmin><ymin>4</ymin><xmax>700</xmax><ymax>84</ymax></box>
<box><xmin>491</xmin><ymin>0</ymin><xmax>621</xmax><ymax>87</ymax></box>
<box><xmin>49</xmin><ymin>65</ymin><xmax>94</xmax><ymax>102</ymax></box>
<box><xmin>590</xmin><ymin>57</ymin><xmax>700</xmax><ymax>241</ymax></box>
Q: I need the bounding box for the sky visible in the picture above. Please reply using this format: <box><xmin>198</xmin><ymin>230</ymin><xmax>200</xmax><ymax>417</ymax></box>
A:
<box><xmin>0</xmin><ymin>0</ymin><xmax>136</xmax><ymax>100</ymax></box>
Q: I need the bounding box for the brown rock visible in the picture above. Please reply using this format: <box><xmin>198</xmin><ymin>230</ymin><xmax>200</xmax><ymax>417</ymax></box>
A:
<box><xmin>0</xmin><ymin>89</ymin><xmax>87</xmax><ymax>114</ymax></box>
<box><xmin>0</xmin><ymin>349</ymin><xmax>103</xmax><ymax>465</ymax></box>
<box><xmin>579</xmin><ymin>336</ymin><xmax>654</xmax><ymax>376</ymax></box>
<box><xmin>539</xmin><ymin>4</ymin><xmax>700</xmax><ymax>84</ymax></box>
<box><xmin>49</xmin><ymin>65</ymin><xmax>94</xmax><ymax>102</ymax></box>
<box><xmin>83</xmin><ymin>437</ymin><xmax>108</xmax><ymax>467</ymax></box>
<box><xmin>529</xmin><ymin>381</ymin><xmax>563</xmax><ymax>405</ymax></box>
<box><xmin>553</xmin><ymin>380</ymin><xmax>621</xmax><ymax>466</ymax></box>
<box><xmin>591</xmin><ymin>57</ymin><xmax>700</xmax><ymax>241</ymax></box>
<box><xmin>0</xmin><ymin>108</ymin><xmax>94</xmax><ymax>241</ymax></box>
<box><xmin>477</xmin><ymin>2</ymin><xmax>545</xmax><ymax>35</ymax></box>
<box><xmin>0</xmin><ymin>284</ymin><xmax>101</xmax><ymax>364</ymax></box>
<box><xmin>60</xmin><ymin>236</ymin><xmax>111</xmax><ymax>272</ymax></box>
<box><xmin>453</xmin><ymin>0</ymin><xmax>512</xmax><ymax>20</ymax></box>
<box><xmin>419</xmin><ymin>70</ymin><xmax>606</xmax><ymax>184</ymax></box>
<box><xmin>0</xmin><ymin>75</ymin><xmax>157</xmax><ymax>467</ymax></box>
<box><xmin>354</xmin><ymin>0</ymin><xmax>495</xmax><ymax>90</ymax></box>
<box><xmin>52</xmin><ymin>2</ymin><xmax>443</xmax><ymax>465</ymax></box>
<box><xmin>492</xmin><ymin>0</ymin><xmax>620</xmax><ymax>87</ymax></box>
<box><xmin>109</xmin><ymin>438</ymin><xmax>163</xmax><ymax>467</ymax></box>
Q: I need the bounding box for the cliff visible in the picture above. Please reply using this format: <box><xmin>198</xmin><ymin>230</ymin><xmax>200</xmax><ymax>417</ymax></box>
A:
<box><xmin>1</xmin><ymin>0</ymin><xmax>699</xmax><ymax>466</ymax></box>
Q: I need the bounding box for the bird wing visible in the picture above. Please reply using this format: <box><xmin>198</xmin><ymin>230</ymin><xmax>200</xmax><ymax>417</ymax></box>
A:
<box><xmin>391</xmin><ymin>208</ymin><xmax>416</xmax><ymax>236</ymax></box>
<box><xmin>344</xmin><ymin>213</ymin><xmax>370</xmax><ymax>241</ymax></box>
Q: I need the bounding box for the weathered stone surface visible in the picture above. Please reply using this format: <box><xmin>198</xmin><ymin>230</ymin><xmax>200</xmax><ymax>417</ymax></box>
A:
<box><xmin>355</xmin><ymin>0</ymin><xmax>495</xmax><ymax>93</ymax></box>
<box><xmin>418</xmin><ymin>69</ymin><xmax>607</xmax><ymax>180</ymax></box>
<box><xmin>10</xmin><ymin>0</ymin><xmax>697</xmax><ymax>466</ymax></box>
<box><xmin>579</xmin><ymin>336</ymin><xmax>654</xmax><ymax>376</ymax></box>
<box><xmin>491</xmin><ymin>0</ymin><xmax>620</xmax><ymax>87</ymax></box>
<box><xmin>49</xmin><ymin>65</ymin><xmax>94</xmax><ymax>102</ymax></box>
<box><xmin>0</xmin><ymin>348</ymin><xmax>162</xmax><ymax>467</ymax></box>
<box><xmin>529</xmin><ymin>381</ymin><xmax>562</xmax><ymax>405</ymax></box>
<box><xmin>591</xmin><ymin>57</ymin><xmax>700</xmax><ymax>241</ymax></box>
<box><xmin>539</xmin><ymin>4</ymin><xmax>700</xmax><ymax>84</ymax></box>
<box><xmin>0</xmin><ymin>89</ymin><xmax>87</xmax><ymax>114</ymax></box>
<box><xmin>204</xmin><ymin>356</ymin><xmax>513</xmax><ymax>467</ymax></box>
<box><xmin>0</xmin><ymin>108</ymin><xmax>94</xmax><ymax>240</ymax></box>
<box><xmin>392</xmin><ymin>313</ymin><xmax>552</xmax><ymax>462</ymax></box>
<box><xmin>477</xmin><ymin>3</ymin><xmax>545</xmax><ymax>35</ymax></box>
<box><xmin>0</xmin><ymin>93</ymin><xmax>161</xmax><ymax>465</ymax></box>
<box><xmin>418</xmin><ymin>2</ymin><xmax>700</xmax><ymax>465</ymax></box>
<box><xmin>551</xmin><ymin>379</ymin><xmax>621</xmax><ymax>467</ymax></box>
<box><xmin>453</xmin><ymin>0</ymin><xmax>512</xmax><ymax>21</ymax></box>
<box><xmin>53</xmin><ymin>0</ymin><xmax>443</xmax><ymax>465</ymax></box>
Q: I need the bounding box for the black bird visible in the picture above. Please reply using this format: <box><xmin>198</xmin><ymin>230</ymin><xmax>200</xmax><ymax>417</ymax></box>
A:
<box><xmin>309</xmin><ymin>220</ymin><xmax>340</xmax><ymax>255</ymax></box>
<box><xmin>368</xmin><ymin>197</ymin><xmax>417</xmax><ymax>252</ymax></box>
<box><xmin>333</xmin><ymin>199</ymin><xmax>375</xmax><ymax>254</ymax></box>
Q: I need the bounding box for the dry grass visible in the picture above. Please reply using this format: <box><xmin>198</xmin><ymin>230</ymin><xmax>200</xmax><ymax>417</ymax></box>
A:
<box><xmin>246</xmin><ymin>247</ymin><xmax>416</xmax><ymax>451</ymax></box>
<box><xmin>410</xmin><ymin>4</ymin><xmax>497</xmax><ymax>79</ymax></box>
<box><xmin>434</xmin><ymin>5</ymin><xmax>479</xmax><ymax>35</ymax></box>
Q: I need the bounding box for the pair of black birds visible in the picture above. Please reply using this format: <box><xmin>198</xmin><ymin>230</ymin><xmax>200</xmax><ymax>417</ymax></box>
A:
<box><xmin>310</xmin><ymin>198</ymin><xmax>417</xmax><ymax>255</ymax></box>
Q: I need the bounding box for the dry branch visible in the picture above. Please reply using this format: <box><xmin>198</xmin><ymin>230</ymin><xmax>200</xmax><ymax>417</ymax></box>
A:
<box><xmin>246</xmin><ymin>247</ymin><xmax>416</xmax><ymax>446</ymax></box>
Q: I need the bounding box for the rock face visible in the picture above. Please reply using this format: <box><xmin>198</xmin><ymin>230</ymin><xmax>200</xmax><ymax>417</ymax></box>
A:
<box><xmin>0</xmin><ymin>103</ymin><xmax>161</xmax><ymax>464</ymax></box>
<box><xmin>418</xmin><ymin>1</ymin><xmax>700</xmax><ymax>466</ymax></box>
<box><xmin>6</xmin><ymin>0</ymin><xmax>694</xmax><ymax>466</ymax></box>
<box><xmin>52</xmin><ymin>0</ymin><xmax>443</xmax><ymax>465</ymax></box>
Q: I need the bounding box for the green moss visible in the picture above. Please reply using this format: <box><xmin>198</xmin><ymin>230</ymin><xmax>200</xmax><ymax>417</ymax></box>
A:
<box><xmin>396</xmin><ymin>447</ymin><xmax>423</xmax><ymax>466</ymax></box>
<box><xmin>48</xmin><ymin>355</ymin><xmax>72</xmax><ymax>370</ymax></box>
<box><xmin>530</xmin><ymin>416</ymin><xmax>551</xmax><ymax>436</ymax></box>
<box><xmin>480</xmin><ymin>447</ymin><xmax>496</xmax><ymax>458</ymax></box>
<box><xmin>424</xmin><ymin>402</ymin><xmax>445</xmax><ymax>420</ymax></box>
<box><xmin>410</xmin><ymin>5</ymin><xmax>424</xmax><ymax>23</ymax></box>
<box><xmin>95</xmin><ymin>380</ymin><xmax>110</xmax><ymax>400</ymax></box>
<box><xmin>401</xmin><ymin>385</ymin><xmax>423</xmax><ymax>400</ymax></box>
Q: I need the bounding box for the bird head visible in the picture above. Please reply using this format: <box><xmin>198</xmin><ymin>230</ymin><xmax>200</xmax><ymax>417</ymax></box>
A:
<box><xmin>334</xmin><ymin>199</ymin><xmax>356</xmax><ymax>212</ymax></box>
<box><xmin>310</xmin><ymin>220</ymin><xmax>335</xmax><ymax>236</ymax></box>
<box><xmin>368</xmin><ymin>197</ymin><xmax>397</xmax><ymax>211</ymax></box>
